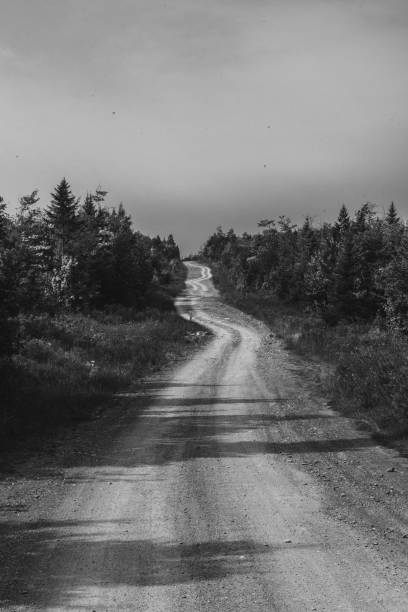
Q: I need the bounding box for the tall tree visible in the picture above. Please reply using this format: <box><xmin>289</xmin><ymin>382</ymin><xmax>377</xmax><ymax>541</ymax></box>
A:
<box><xmin>82</xmin><ymin>192</ymin><xmax>97</xmax><ymax>218</ymax></box>
<box><xmin>164</xmin><ymin>234</ymin><xmax>180</xmax><ymax>260</ymax></box>
<box><xmin>354</xmin><ymin>202</ymin><xmax>375</xmax><ymax>233</ymax></box>
<box><xmin>386</xmin><ymin>201</ymin><xmax>400</xmax><ymax>226</ymax></box>
<box><xmin>46</xmin><ymin>178</ymin><xmax>79</xmax><ymax>253</ymax></box>
<box><xmin>334</xmin><ymin>204</ymin><xmax>350</xmax><ymax>239</ymax></box>
<box><xmin>0</xmin><ymin>196</ymin><xmax>8</xmax><ymax>245</ymax></box>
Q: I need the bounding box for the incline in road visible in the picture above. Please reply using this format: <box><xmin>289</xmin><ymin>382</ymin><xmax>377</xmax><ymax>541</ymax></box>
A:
<box><xmin>175</xmin><ymin>262</ymin><xmax>217</xmax><ymax>318</ymax></box>
<box><xmin>1</xmin><ymin>262</ymin><xmax>408</xmax><ymax>610</ymax></box>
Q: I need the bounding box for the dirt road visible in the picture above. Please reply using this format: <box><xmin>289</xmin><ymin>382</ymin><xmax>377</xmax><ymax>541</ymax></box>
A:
<box><xmin>2</xmin><ymin>262</ymin><xmax>408</xmax><ymax>610</ymax></box>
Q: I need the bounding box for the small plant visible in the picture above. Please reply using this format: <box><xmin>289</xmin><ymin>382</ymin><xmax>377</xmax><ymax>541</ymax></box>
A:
<box><xmin>219</xmin><ymin>287</ymin><xmax>408</xmax><ymax>441</ymax></box>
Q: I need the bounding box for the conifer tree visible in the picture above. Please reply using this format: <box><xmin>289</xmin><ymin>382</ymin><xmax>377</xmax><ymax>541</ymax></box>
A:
<box><xmin>45</xmin><ymin>179</ymin><xmax>79</xmax><ymax>307</ymax></box>
<box><xmin>82</xmin><ymin>193</ymin><xmax>97</xmax><ymax>218</ymax></box>
<box><xmin>380</xmin><ymin>236</ymin><xmax>408</xmax><ymax>329</ymax></box>
<box><xmin>165</xmin><ymin>234</ymin><xmax>180</xmax><ymax>260</ymax></box>
<box><xmin>386</xmin><ymin>201</ymin><xmax>400</xmax><ymax>225</ymax></box>
<box><xmin>0</xmin><ymin>196</ymin><xmax>8</xmax><ymax>245</ymax></box>
<box><xmin>0</xmin><ymin>196</ymin><xmax>11</xmax><ymax>354</ymax></box>
<box><xmin>17</xmin><ymin>191</ymin><xmax>42</xmax><ymax>243</ymax></box>
<box><xmin>12</xmin><ymin>191</ymin><xmax>49</xmax><ymax>311</ymax></box>
<box><xmin>334</xmin><ymin>204</ymin><xmax>350</xmax><ymax>237</ymax></box>
<box><xmin>326</xmin><ymin>231</ymin><xmax>356</xmax><ymax>320</ymax></box>
<box><xmin>46</xmin><ymin>178</ymin><xmax>79</xmax><ymax>252</ymax></box>
<box><xmin>354</xmin><ymin>202</ymin><xmax>375</xmax><ymax>232</ymax></box>
<box><xmin>70</xmin><ymin>192</ymin><xmax>102</xmax><ymax>306</ymax></box>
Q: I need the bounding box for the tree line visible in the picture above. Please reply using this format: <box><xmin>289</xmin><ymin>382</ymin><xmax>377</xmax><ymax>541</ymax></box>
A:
<box><xmin>0</xmin><ymin>178</ymin><xmax>180</xmax><ymax>355</ymax></box>
<box><xmin>201</xmin><ymin>202</ymin><xmax>408</xmax><ymax>328</ymax></box>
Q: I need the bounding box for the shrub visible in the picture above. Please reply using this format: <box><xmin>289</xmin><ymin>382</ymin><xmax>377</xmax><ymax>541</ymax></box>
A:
<box><xmin>221</xmin><ymin>288</ymin><xmax>408</xmax><ymax>440</ymax></box>
<box><xmin>0</xmin><ymin>308</ymin><xmax>205</xmax><ymax>443</ymax></box>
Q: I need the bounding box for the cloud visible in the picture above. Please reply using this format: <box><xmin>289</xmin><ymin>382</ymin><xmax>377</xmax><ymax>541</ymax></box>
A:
<box><xmin>1</xmin><ymin>0</ymin><xmax>408</xmax><ymax>252</ymax></box>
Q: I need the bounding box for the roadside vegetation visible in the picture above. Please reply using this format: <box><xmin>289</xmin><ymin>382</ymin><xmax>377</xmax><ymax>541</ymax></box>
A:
<box><xmin>201</xmin><ymin>203</ymin><xmax>408</xmax><ymax>442</ymax></box>
<box><xmin>0</xmin><ymin>180</ymin><xmax>200</xmax><ymax>443</ymax></box>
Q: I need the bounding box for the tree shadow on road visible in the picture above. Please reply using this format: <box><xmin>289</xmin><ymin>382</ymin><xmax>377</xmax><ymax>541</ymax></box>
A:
<box><xmin>0</xmin><ymin>518</ymin><xmax>319</xmax><ymax>608</ymax></box>
<box><xmin>0</xmin><ymin>390</ymin><xmax>375</xmax><ymax>481</ymax></box>
<box><xmin>46</xmin><ymin>403</ymin><xmax>375</xmax><ymax>474</ymax></box>
<box><xmin>5</xmin><ymin>392</ymin><xmax>374</xmax><ymax>474</ymax></box>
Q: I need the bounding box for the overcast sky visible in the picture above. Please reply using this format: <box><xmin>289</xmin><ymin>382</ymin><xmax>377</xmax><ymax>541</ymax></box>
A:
<box><xmin>1</xmin><ymin>0</ymin><xmax>408</xmax><ymax>253</ymax></box>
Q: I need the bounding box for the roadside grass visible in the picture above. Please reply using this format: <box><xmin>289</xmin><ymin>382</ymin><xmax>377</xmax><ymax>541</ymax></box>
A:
<box><xmin>221</xmin><ymin>287</ymin><xmax>408</xmax><ymax>442</ymax></box>
<box><xmin>0</xmin><ymin>264</ymin><xmax>205</xmax><ymax>443</ymax></box>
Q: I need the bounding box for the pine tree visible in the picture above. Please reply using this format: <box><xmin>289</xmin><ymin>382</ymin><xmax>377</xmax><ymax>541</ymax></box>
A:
<box><xmin>165</xmin><ymin>234</ymin><xmax>180</xmax><ymax>260</ymax></box>
<box><xmin>334</xmin><ymin>204</ymin><xmax>350</xmax><ymax>237</ymax></box>
<box><xmin>44</xmin><ymin>179</ymin><xmax>79</xmax><ymax>307</ymax></box>
<box><xmin>82</xmin><ymin>193</ymin><xmax>97</xmax><ymax>218</ymax></box>
<box><xmin>46</xmin><ymin>178</ymin><xmax>79</xmax><ymax>251</ymax></box>
<box><xmin>354</xmin><ymin>202</ymin><xmax>375</xmax><ymax>232</ymax></box>
<box><xmin>386</xmin><ymin>201</ymin><xmax>400</xmax><ymax>225</ymax></box>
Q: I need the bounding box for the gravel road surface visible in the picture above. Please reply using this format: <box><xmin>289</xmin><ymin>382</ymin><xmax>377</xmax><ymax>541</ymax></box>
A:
<box><xmin>1</xmin><ymin>262</ymin><xmax>408</xmax><ymax>611</ymax></box>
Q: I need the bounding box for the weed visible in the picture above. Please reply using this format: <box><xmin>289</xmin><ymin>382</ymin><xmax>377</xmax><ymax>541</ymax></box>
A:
<box><xmin>222</xmin><ymin>288</ymin><xmax>408</xmax><ymax>441</ymax></box>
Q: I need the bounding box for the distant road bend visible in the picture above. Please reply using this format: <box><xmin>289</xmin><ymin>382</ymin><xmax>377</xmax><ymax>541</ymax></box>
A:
<box><xmin>2</xmin><ymin>262</ymin><xmax>408</xmax><ymax>610</ymax></box>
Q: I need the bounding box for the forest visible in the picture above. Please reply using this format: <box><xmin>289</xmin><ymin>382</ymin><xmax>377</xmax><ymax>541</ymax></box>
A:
<box><xmin>0</xmin><ymin>178</ymin><xmax>196</xmax><ymax>441</ymax></box>
<box><xmin>201</xmin><ymin>202</ymin><xmax>408</xmax><ymax>440</ymax></box>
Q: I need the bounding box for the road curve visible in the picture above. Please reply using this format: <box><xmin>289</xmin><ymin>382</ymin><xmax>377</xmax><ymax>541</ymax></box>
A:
<box><xmin>1</xmin><ymin>262</ymin><xmax>408</xmax><ymax>610</ymax></box>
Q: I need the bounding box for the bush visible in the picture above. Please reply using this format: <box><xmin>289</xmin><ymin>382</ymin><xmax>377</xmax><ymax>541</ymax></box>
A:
<box><xmin>221</xmin><ymin>288</ymin><xmax>408</xmax><ymax>440</ymax></box>
<box><xmin>0</xmin><ymin>307</ymin><xmax>205</xmax><ymax>443</ymax></box>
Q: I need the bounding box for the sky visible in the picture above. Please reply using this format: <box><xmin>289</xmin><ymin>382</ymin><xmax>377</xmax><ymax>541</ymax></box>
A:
<box><xmin>1</xmin><ymin>0</ymin><xmax>408</xmax><ymax>254</ymax></box>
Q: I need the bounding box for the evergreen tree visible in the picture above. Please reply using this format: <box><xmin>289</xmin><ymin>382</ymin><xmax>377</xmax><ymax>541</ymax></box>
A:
<box><xmin>70</xmin><ymin>191</ymin><xmax>104</xmax><ymax>307</ymax></box>
<box><xmin>379</xmin><ymin>236</ymin><xmax>408</xmax><ymax>329</ymax></box>
<box><xmin>352</xmin><ymin>219</ymin><xmax>384</xmax><ymax>318</ymax></box>
<box><xmin>334</xmin><ymin>204</ymin><xmax>350</xmax><ymax>238</ymax></box>
<box><xmin>386</xmin><ymin>201</ymin><xmax>400</xmax><ymax>225</ymax></box>
<box><xmin>0</xmin><ymin>196</ymin><xmax>9</xmax><ymax>245</ymax></box>
<box><xmin>354</xmin><ymin>202</ymin><xmax>375</xmax><ymax>233</ymax></box>
<box><xmin>327</xmin><ymin>231</ymin><xmax>356</xmax><ymax>320</ymax></box>
<box><xmin>165</xmin><ymin>234</ymin><xmax>180</xmax><ymax>260</ymax></box>
<box><xmin>0</xmin><ymin>196</ymin><xmax>12</xmax><ymax>354</ymax></box>
<box><xmin>82</xmin><ymin>192</ymin><xmax>97</xmax><ymax>218</ymax></box>
<box><xmin>201</xmin><ymin>200</ymin><xmax>408</xmax><ymax>325</ymax></box>
<box><xmin>293</xmin><ymin>216</ymin><xmax>318</xmax><ymax>301</ymax></box>
<box><xmin>13</xmin><ymin>191</ymin><xmax>50</xmax><ymax>311</ymax></box>
<box><xmin>46</xmin><ymin>178</ymin><xmax>79</xmax><ymax>252</ymax></box>
<box><xmin>92</xmin><ymin>203</ymin><xmax>152</xmax><ymax>306</ymax></box>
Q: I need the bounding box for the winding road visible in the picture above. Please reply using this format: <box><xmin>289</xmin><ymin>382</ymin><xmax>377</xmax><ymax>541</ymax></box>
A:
<box><xmin>2</xmin><ymin>262</ymin><xmax>408</xmax><ymax>610</ymax></box>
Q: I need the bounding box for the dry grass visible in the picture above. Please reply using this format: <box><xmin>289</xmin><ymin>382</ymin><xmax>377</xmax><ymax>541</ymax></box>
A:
<box><xmin>222</xmin><ymin>288</ymin><xmax>408</xmax><ymax>441</ymax></box>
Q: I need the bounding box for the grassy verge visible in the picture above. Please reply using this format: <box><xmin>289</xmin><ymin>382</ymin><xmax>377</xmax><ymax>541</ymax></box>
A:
<box><xmin>220</xmin><ymin>287</ymin><xmax>408</xmax><ymax>442</ymax></box>
<box><xmin>0</xmin><ymin>264</ymin><xmax>205</xmax><ymax>443</ymax></box>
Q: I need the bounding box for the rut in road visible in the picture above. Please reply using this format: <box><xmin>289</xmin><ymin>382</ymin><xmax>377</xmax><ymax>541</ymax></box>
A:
<box><xmin>1</xmin><ymin>261</ymin><xmax>408</xmax><ymax>611</ymax></box>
